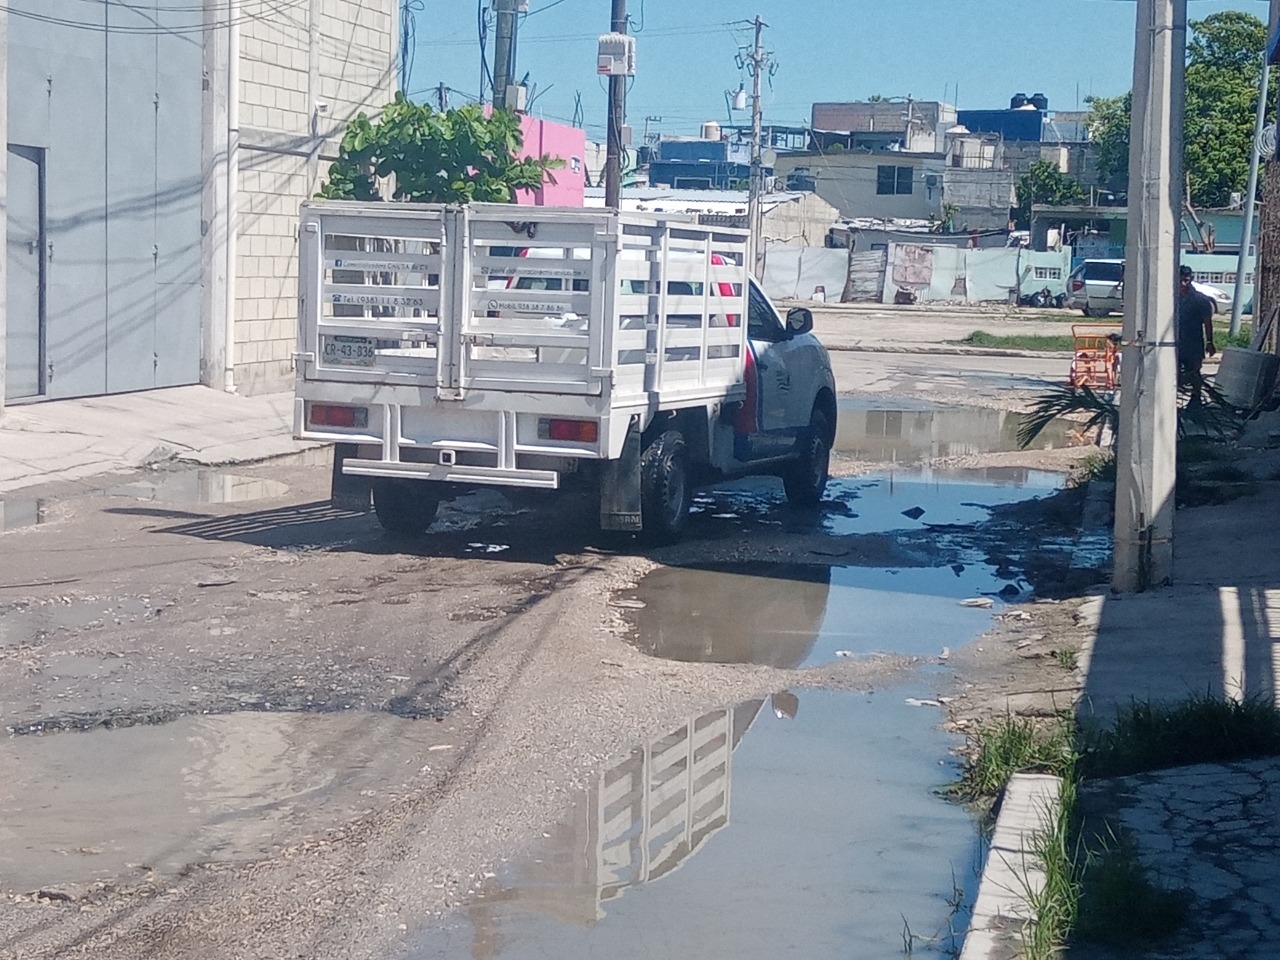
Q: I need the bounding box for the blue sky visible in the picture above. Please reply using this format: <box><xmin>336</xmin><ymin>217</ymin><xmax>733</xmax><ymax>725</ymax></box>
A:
<box><xmin>407</xmin><ymin>0</ymin><xmax>1269</xmax><ymax>139</ymax></box>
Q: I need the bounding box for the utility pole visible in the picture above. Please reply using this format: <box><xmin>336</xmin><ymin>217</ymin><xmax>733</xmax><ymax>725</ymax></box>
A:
<box><xmin>436</xmin><ymin>82</ymin><xmax>449</xmax><ymax>112</ymax></box>
<box><xmin>1113</xmin><ymin>0</ymin><xmax>1186</xmax><ymax>593</ymax></box>
<box><xmin>644</xmin><ymin>115</ymin><xmax>662</xmax><ymax>144</ymax></box>
<box><xmin>604</xmin><ymin>0</ymin><xmax>628</xmax><ymax>208</ymax></box>
<box><xmin>491</xmin><ymin>0</ymin><xmax>518</xmax><ymax>110</ymax></box>
<box><xmin>1232</xmin><ymin>59</ymin><xmax>1268</xmax><ymax>337</ymax></box>
<box><xmin>0</xmin><ymin>1</ymin><xmax>8</xmax><ymax>415</ymax></box>
<box><xmin>745</xmin><ymin>15</ymin><xmax>769</xmax><ymax>280</ymax></box>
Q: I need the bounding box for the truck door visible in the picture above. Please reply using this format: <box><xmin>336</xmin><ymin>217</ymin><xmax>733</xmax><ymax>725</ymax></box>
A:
<box><xmin>737</xmin><ymin>283</ymin><xmax>799</xmax><ymax>460</ymax></box>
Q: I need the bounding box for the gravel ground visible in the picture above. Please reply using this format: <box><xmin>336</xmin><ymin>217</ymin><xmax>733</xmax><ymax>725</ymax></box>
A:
<box><xmin>0</xmin><ymin>360</ymin><xmax>1102</xmax><ymax>958</ymax></box>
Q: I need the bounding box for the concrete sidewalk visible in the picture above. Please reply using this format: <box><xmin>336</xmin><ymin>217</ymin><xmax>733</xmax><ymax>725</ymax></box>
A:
<box><xmin>0</xmin><ymin>386</ymin><xmax>314</xmax><ymax>495</ymax></box>
<box><xmin>968</xmin><ymin>446</ymin><xmax>1280</xmax><ymax>958</ymax></box>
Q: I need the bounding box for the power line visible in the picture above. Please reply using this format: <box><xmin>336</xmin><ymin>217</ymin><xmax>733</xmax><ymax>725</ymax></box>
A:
<box><xmin>0</xmin><ymin>0</ymin><xmax>312</xmax><ymax>34</ymax></box>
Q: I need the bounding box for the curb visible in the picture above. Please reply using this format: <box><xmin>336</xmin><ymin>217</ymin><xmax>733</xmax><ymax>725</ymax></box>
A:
<box><xmin>961</xmin><ymin>773</ymin><xmax>1062</xmax><ymax>960</ymax></box>
<box><xmin>823</xmin><ymin>343</ymin><xmax>1076</xmax><ymax>361</ymax></box>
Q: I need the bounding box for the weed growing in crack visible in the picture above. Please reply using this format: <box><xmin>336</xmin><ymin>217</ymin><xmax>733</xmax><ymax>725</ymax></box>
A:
<box><xmin>1019</xmin><ymin>767</ymin><xmax>1081</xmax><ymax>960</ymax></box>
<box><xmin>1052</xmin><ymin>646</ymin><xmax>1079</xmax><ymax>671</ymax></box>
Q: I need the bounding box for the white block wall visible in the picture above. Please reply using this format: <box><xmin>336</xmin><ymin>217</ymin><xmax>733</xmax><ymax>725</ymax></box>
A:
<box><xmin>235</xmin><ymin>0</ymin><xmax>396</xmax><ymax>394</ymax></box>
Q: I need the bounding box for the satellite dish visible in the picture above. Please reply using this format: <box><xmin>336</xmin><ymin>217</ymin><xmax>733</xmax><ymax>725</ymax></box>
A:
<box><xmin>1257</xmin><ymin>123</ymin><xmax>1276</xmax><ymax>158</ymax></box>
<box><xmin>762</xmin><ymin>149</ymin><xmax>778</xmax><ymax>167</ymax></box>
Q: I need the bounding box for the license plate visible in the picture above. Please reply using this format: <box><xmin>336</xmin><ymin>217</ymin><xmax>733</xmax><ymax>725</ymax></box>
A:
<box><xmin>322</xmin><ymin>335</ymin><xmax>375</xmax><ymax>367</ymax></box>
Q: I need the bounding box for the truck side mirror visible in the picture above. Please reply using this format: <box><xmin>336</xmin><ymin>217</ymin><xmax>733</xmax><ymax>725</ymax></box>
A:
<box><xmin>786</xmin><ymin>307</ymin><xmax>814</xmax><ymax>337</ymax></box>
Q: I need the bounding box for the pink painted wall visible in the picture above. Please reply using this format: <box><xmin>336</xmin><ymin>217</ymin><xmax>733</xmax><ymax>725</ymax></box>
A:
<box><xmin>516</xmin><ymin>116</ymin><xmax>587</xmax><ymax>206</ymax></box>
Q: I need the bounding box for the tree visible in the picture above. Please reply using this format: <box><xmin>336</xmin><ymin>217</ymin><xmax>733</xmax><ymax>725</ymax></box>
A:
<box><xmin>1084</xmin><ymin>11</ymin><xmax>1269</xmax><ymax>208</ymax></box>
<box><xmin>1085</xmin><ymin>92</ymin><xmax>1132</xmax><ymax>192</ymax></box>
<box><xmin>1184</xmin><ymin>12</ymin><xmax>1267</xmax><ymax>208</ymax></box>
<box><xmin>1015</xmin><ymin>160</ymin><xmax>1086</xmax><ymax>228</ymax></box>
<box><xmin>318</xmin><ymin>93</ymin><xmax>561</xmax><ymax>203</ymax></box>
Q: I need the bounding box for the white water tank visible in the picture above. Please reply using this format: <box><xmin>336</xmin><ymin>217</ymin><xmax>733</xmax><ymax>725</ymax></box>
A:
<box><xmin>701</xmin><ymin>121</ymin><xmax>722</xmax><ymax>141</ymax></box>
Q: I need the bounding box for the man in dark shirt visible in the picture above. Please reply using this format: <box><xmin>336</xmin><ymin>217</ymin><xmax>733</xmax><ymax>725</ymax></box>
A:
<box><xmin>1177</xmin><ymin>265</ymin><xmax>1216</xmax><ymax>404</ymax></box>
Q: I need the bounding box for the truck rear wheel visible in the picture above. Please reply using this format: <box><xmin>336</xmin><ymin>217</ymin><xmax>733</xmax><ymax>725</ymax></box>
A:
<box><xmin>640</xmin><ymin>430</ymin><xmax>692</xmax><ymax>543</ymax></box>
<box><xmin>784</xmin><ymin>410</ymin><xmax>832</xmax><ymax>507</ymax></box>
<box><xmin>372</xmin><ymin>479</ymin><xmax>440</xmax><ymax>536</ymax></box>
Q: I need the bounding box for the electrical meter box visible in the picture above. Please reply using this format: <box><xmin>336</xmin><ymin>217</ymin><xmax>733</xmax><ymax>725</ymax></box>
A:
<box><xmin>597</xmin><ymin>33</ymin><xmax>636</xmax><ymax>76</ymax></box>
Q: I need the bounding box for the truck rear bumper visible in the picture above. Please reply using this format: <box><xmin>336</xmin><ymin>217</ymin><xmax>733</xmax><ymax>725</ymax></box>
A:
<box><xmin>342</xmin><ymin>458</ymin><xmax>560</xmax><ymax>490</ymax></box>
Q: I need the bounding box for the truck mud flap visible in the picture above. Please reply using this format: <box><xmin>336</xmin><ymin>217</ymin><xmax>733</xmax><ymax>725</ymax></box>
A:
<box><xmin>599</xmin><ymin>420</ymin><xmax>642</xmax><ymax>532</ymax></box>
<box><xmin>331</xmin><ymin>443</ymin><xmax>373</xmax><ymax>512</ymax></box>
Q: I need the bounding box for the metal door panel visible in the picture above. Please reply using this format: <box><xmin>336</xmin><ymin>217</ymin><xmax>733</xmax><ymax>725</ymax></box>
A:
<box><xmin>152</xmin><ymin>16</ymin><xmax>204</xmax><ymax>389</ymax></box>
<box><xmin>35</xmin><ymin>0</ymin><xmax>109</xmax><ymax>398</ymax></box>
<box><xmin>5</xmin><ymin>147</ymin><xmax>44</xmax><ymax>400</ymax></box>
<box><xmin>104</xmin><ymin>5</ymin><xmax>159</xmax><ymax>394</ymax></box>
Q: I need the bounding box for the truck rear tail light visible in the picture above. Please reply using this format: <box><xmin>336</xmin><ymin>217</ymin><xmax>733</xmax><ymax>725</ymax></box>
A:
<box><xmin>310</xmin><ymin>404</ymin><xmax>368</xmax><ymax>429</ymax></box>
<box><xmin>538</xmin><ymin>418</ymin><xmax>599</xmax><ymax>443</ymax></box>
<box><xmin>1069</xmin><ymin>279</ymin><xmax>1085</xmax><ymax>293</ymax></box>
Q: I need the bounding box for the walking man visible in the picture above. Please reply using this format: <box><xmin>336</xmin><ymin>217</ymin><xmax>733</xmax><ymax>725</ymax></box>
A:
<box><xmin>1177</xmin><ymin>265</ymin><xmax>1216</xmax><ymax>405</ymax></box>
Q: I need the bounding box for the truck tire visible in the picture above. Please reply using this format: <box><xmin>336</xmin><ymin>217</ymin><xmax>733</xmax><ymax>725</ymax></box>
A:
<box><xmin>784</xmin><ymin>410</ymin><xmax>832</xmax><ymax>507</ymax></box>
<box><xmin>372</xmin><ymin>480</ymin><xmax>440</xmax><ymax>536</ymax></box>
<box><xmin>640</xmin><ymin>430</ymin><xmax>692</xmax><ymax>543</ymax></box>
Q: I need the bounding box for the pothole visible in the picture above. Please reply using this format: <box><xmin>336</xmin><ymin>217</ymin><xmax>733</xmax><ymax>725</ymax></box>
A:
<box><xmin>105</xmin><ymin>471</ymin><xmax>290</xmax><ymax>505</ymax></box>
<box><xmin>0</xmin><ymin>710</ymin><xmax>458</xmax><ymax>894</ymax></box>
<box><xmin>623</xmin><ymin>560</ymin><xmax>1011</xmax><ymax>666</ymax></box>
<box><xmin>836</xmin><ymin>398</ymin><xmax>1078</xmax><ymax>462</ymax></box>
<box><xmin>406</xmin><ymin>690</ymin><xmax>980</xmax><ymax>959</ymax></box>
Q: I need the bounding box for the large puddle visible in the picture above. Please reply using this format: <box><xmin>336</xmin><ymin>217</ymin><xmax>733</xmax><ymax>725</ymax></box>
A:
<box><xmin>0</xmin><ymin>711</ymin><xmax>457</xmax><ymax>893</ymax></box>
<box><xmin>627</xmin><ymin>561</ymin><xmax>1004</xmax><ymax>666</ymax></box>
<box><xmin>825</xmin><ymin>468</ymin><xmax>1061</xmax><ymax>535</ymax></box>
<box><xmin>0</xmin><ymin>498</ymin><xmax>48</xmax><ymax>532</ymax></box>
<box><xmin>836</xmin><ymin>398</ymin><xmax>1076</xmax><ymax>462</ymax></box>
<box><xmin>407</xmin><ymin>689</ymin><xmax>978</xmax><ymax>959</ymax></box>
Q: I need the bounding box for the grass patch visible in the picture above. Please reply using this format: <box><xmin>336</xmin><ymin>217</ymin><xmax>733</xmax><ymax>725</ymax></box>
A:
<box><xmin>960</xmin><ymin>331</ymin><xmax>1077</xmax><ymax>352</ymax></box>
<box><xmin>1079</xmin><ymin>695</ymin><xmax>1280</xmax><ymax>778</ymax></box>
<box><xmin>1021</xmin><ymin>769</ymin><xmax>1081</xmax><ymax>960</ymax></box>
<box><xmin>1075</xmin><ymin>828</ymin><xmax>1193</xmax><ymax>948</ymax></box>
<box><xmin>1052</xmin><ymin>646</ymin><xmax>1079</xmax><ymax>671</ymax></box>
<box><xmin>950</xmin><ymin>715</ymin><xmax>1075</xmax><ymax>804</ymax></box>
<box><xmin>1213</xmin><ymin>321</ymin><xmax>1253</xmax><ymax>350</ymax></box>
<box><xmin>1177</xmin><ymin>435</ymin><xmax>1228</xmax><ymax>464</ymax></box>
<box><xmin>1193</xmin><ymin>462</ymin><xmax>1252</xmax><ymax>483</ymax></box>
<box><xmin>1067</xmin><ymin>451</ymin><xmax>1115</xmax><ymax>487</ymax></box>
<box><xmin>954</xmin><ymin>695</ymin><xmax>1280</xmax><ymax>955</ymax></box>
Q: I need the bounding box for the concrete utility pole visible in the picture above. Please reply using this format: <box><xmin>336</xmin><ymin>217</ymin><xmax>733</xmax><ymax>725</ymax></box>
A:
<box><xmin>1113</xmin><ymin>0</ymin><xmax>1186</xmax><ymax>593</ymax></box>
<box><xmin>491</xmin><ymin>0</ymin><xmax>518</xmax><ymax>110</ymax></box>
<box><xmin>746</xmin><ymin>15</ymin><xmax>769</xmax><ymax>280</ymax></box>
<box><xmin>604</xmin><ymin>0</ymin><xmax>627</xmax><ymax>208</ymax></box>
<box><xmin>0</xmin><ymin>1</ymin><xmax>9</xmax><ymax>415</ymax></box>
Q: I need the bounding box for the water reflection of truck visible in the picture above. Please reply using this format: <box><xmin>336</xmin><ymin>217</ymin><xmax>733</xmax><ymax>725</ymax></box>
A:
<box><xmin>292</xmin><ymin>203</ymin><xmax>837</xmax><ymax>541</ymax></box>
<box><xmin>469</xmin><ymin>699</ymin><xmax>772</xmax><ymax>935</ymax></box>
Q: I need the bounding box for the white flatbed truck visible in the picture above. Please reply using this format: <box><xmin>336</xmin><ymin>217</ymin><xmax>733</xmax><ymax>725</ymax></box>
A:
<box><xmin>293</xmin><ymin>201</ymin><xmax>837</xmax><ymax>541</ymax></box>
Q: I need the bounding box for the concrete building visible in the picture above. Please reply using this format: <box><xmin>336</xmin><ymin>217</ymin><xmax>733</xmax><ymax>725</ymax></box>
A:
<box><xmin>811</xmin><ymin>101</ymin><xmax>956</xmax><ymax>154</ymax></box>
<box><xmin>1</xmin><ymin>0</ymin><xmax>398</xmax><ymax>412</ymax></box>
<box><xmin>583</xmin><ymin>187</ymin><xmax>839</xmax><ymax>248</ymax></box>
<box><xmin>774</xmin><ymin>152</ymin><xmax>946</xmax><ymax>222</ymax></box>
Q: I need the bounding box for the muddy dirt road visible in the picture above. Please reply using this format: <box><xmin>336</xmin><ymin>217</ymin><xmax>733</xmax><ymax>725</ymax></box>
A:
<box><xmin>0</xmin><ymin>388</ymin><xmax>1103</xmax><ymax>959</ymax></box>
